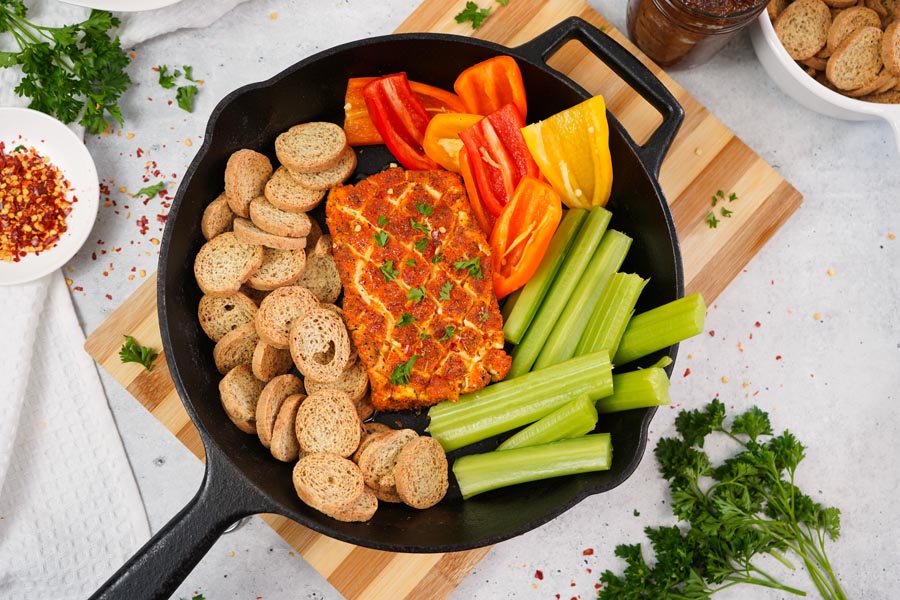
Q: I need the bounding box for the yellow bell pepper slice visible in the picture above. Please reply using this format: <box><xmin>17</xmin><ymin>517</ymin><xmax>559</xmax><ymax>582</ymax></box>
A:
<box><xmin>520</xmin><ymin>95</ymin><xmax>613</xmax><ymax>209</ymax></box>
<box><xmin>422</xmin><ymin>112</ymin><xmax>483</xmax><ymax>173</ymax></box>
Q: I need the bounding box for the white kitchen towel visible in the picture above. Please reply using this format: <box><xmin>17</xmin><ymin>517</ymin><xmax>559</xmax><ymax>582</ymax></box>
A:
<box><xmin>0</xmin><ymin>0</ymin><xmax>251</xmax><ymax>597</ymax></box>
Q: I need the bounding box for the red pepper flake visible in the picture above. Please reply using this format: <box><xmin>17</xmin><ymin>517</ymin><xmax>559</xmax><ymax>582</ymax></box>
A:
<box><xmin>534</xmin><ymin>569</ymin><xmax>543</xmax><ymax>580</ymax></box>
<box><xmin>73</xmin><ymin>286</ymin><xmax>83</xmax><ymax>291</ymax></box>
<box><xmin>136</xmin><ymin>148</ymin><xmax>144</xmax><ymax>158</ymax></box>
<box><xmin>775</xmin><ymin>355</ymin><xmax>782</xmax><ymax>360</ymax></box>
<box><xmin>137</xmin><ymin>215</ymin><xmax>149</xmax><ymax>235</ymax></box>
<box><xmin>91</xmin><ymin>251</ymin><xmax>97</xmax><ymax>260</ymax></box>
<box><xmin>0</xmin><ymin>142</ymin><xmax>75</xmax><ymax>261</ymax></box>
<box><xmin>105</xmin><ymin>294</ymin><xmax>112</xmax><ymax>300</ymax></box>
<box><xmin>754</xmin><ymin>321</ymin><xmax>761</xmax><ymax>327</ymax></box>
<box><xmin>708</xmin><ymin>329</ymin><xmax>715</xmax><ymax>336</ymax></box>
<box><xmin>683</xmin><ymin>367</ymin><xmax>691</xmax><ymax>377</ymax></box>
<box><xmin>582</xmin><ymin>548</ymin><xmax>594</xmax><ymax>556</ymax></box>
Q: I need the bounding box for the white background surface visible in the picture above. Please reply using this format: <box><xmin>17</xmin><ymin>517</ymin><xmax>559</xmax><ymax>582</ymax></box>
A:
<box><xmin>52</xmin><ymin>0</ymin><xmax>900</xmax><ymax>598</ymax></box>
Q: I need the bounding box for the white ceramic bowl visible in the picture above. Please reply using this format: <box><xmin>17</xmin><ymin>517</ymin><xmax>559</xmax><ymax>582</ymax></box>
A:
<box><xmin>751</xmin><ymin>12</ymin><xmax>900</xmax><ymax>154</ymax></box>
<box><xmin>0</xmin><ymin>108</ymin><xmax>99</xmax><ymax>285</ymax></box>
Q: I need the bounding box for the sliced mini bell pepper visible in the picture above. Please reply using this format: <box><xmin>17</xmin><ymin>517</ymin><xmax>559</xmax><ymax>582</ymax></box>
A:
<box><xmin>422</xmin><ymin>112</ymin><xmax>483</xmax><ymax>173</ymax></box>
<box><xmin>458</xmin><ymin>102</ymin><xmax>539</xmax><ymax>218</ymax></box>
<box><xmin>363</xmin><ymin>73</ymin><xmax>440</xmax><ymax>171</ymax></box>
<box><xmin>459</xmin><ymin>146</ymin><xmax>496</xmax><ymax>236</ymax></box>
<box><xmin>520</xmin><ymin>95</ymin><xmax>613</xmax><ymax>209</ymax></box>
<box><xmin>489</xmin><ymin>176</ymin><xmax>562</xmax><ymax>299</ymax></box>
<box><xmin>453</xmin><ymin>55</ymin><xmax>527</xmax><ymax>120</ymax></box>
<box><xmin>344</xmin><ymin>77</ymin><xmax>467</xmax><ymax>146</ymax></box>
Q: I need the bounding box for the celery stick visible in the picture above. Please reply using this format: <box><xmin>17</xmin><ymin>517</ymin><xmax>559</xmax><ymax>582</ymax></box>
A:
<box><xmin>533</xmin><ymin>230</ymin><xmax>632</xmax><ymax>370</ymax></box>
<box><xmin>613</xmin><ymin>292</ymin><xmax>706</xmax><ymax>366</ymax></box>
<box><xmin>427</xmin><ymin>351</ymin><xmax>613</xmax><ymax>452</ymax></box>
<box><xmin>507</xmin><ymin>207</ymin><xmax>612</xmax><ymax>377</ymax></box>
<box><xmin>500</xmin><ymin>287</ymin><xmax>521</xmax><ymax>322</ymax></box>
<box><xmin>595</xmin><ymin>367</ymin><xmax>670</xmax><ymax>414</ymax></box>
<box><xmin>453</xmin><ymin>434</ymin><xmax>613</xmax><ymax>499</ymax></box>
<box><xmin>574</xmin><ymin>272</ymin><xmax>647</xmax><ymax>358</ymax></box>
<box><xmin>496</xmin><ymin>394</ymin><xmax>598</xmax><ymax>451</ymax></box>
<box><xmin>503</xmin><ymin>208</ymin><xmax>587</xmax><ymax>344</ymax></box>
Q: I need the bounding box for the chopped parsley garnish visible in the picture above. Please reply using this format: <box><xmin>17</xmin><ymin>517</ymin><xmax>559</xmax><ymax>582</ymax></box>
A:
<box><xmin>432</xmin><ymin>253</ymin><xmax>443</xmax><ymax>264</ymax></box>
<box><xmin>707</xmin><ymin>189</ymin><xmax>738</xmax><ymax>227</ymax></box>
<box><xmin>720</xmin><ymin>206</ymin><xmax>733</xmax><ymax>218</ymax></box>
<box><xmin>157</xmin><ymin>64</ymin><xmax>179</xmax><ymax>89</ymax></box>
<box><xmin>407</xmin><ymin>286</ymin><xmax>426</xmax><ymax>303</ymax></box>
<box><xmin>132</xmin><ymin>181</ymin><xmax>166</xmax><ymax>199</ymax></box>
<box><xmin>410</xmin><ymin>218</ymin><xmax>430</xmax><ymax>235</ymax></box>
<box><xmin>389</xmin><ymin>355</ymin><xmax>418</xmax><ymax>385</ymax></box>
<box><xmin>374</xmin><ymin>230</ymin><xmax>389</xmax><ymax>247</ymax></box>
<box><xmin>397</xmin><ymin>313</ymin><xmax>414</xmax><ymax>327</ymax></box>
<box><xmin>455</xmin><ymin>1</ymin><xmax>492</xmax><ymax>29</ymax></box>
<box><xmin>380</xmin><ymin>260</ymin><xmax>399</xmax><ymax>282</ymax></box>
<box><xmin>176</xmin><ymin>84</ymin><xmax>198</xmax><ymax>112</ymax></box>
<box><xmin>418</xmin><ymin>332</ymin><xmax>431</xmax><ymax>340</ymax></box>
<box><xmin>377</xmin><ymin>214</ymin><xmax>388</xmax><ymax>226</ymax></box>
<box><xmin>415</xmin><ymin>203</ymin><xmax>434</xmax><ymax>216</ymax></box>
<box><xmin>183</xmin><ymin>65</ymin><xmax>196</xmax><ymax>82</ymax></box>
<box><xmin>438</xmin><ymin>326</ymin><xmax>456</xmax><ymax>341</ymax></box>
<box><xmin>414</xmin><ymin>238</ymin><xmax>429</xmax><ymax>252</ymax></box>
<box><xmin>439</xmin><ymin>281</ymin><xmax>453</xmax><ymax>301</ymax></box>
<box><xmin>454</xmin><ymin>256</ymin><xmax>483</xmax><ymax>279</ymax></box>
<box><xmin>404</xmin><ymin>259</ymin><xmax>416</xmax><ymax>267</ymax></box>
<box><xmin>118</xmin><ymin>335</ymin><xmax>158</xmax><ymax>371</ymax></box>
<box><xmin>705</xmin><ymin>211</ymin><xmax>719</xmax><ymax>229</ymax></box>
<box><xmin>12</xmin><ymin>145</ymin><xmax>25</xmax><ymax>153</ymax></box>
<box><xmin>478</xmin><ymin>311</ymin><xmax>490</xmax><ymax>322</ymax></box>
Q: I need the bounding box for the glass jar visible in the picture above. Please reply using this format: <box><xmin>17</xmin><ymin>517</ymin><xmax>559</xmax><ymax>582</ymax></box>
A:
<box><xmin>627</xmin><ymin>0</ymin><xmax>770</xmax><ymax>69</ymax></box>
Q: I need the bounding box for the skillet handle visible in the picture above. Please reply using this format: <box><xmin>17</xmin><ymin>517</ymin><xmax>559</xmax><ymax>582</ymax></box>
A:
<box><xmin>513</xmin><ymin>16</ymin><xmax>684</xmax><ymax>177</ymax></box>
<box><xmin>88</xmin><ymin>450</ymin><xmax>265</xmax><ymax>600</ymax></box>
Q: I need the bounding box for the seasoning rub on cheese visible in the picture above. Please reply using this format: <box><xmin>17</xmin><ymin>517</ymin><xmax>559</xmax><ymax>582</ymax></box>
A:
<box><xmin>326</xmin><ymin>168</ymin><xmax>511</xmax><ymax>411</ymax></box>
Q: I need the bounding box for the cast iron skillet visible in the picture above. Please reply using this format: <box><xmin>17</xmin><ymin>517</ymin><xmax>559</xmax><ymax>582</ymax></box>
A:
<box><xmin>91</xmin><ymin>17</ymin><xmax>684</xmax><ymax>600</ymax></box>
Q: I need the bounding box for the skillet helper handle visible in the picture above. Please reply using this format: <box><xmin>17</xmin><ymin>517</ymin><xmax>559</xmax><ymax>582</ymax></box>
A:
<box><xmin>89</xmin><ymin>451</ymin><xmax>263</xmax><ymax>600</ymax></box>
<box><xmin>514</xmin><ymin>16</ymin><xmax>684</xmax><ymax>177</ymax></box>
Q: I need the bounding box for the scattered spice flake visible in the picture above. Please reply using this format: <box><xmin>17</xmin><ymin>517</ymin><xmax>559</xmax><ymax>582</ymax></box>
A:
<box><xmin>683</xmin><ymin>367</ymin><xmax>691</xmax><ymax>377</ymax></box>
<box><xmin>708</xmin><ymin>329</ymin><xmax>715</xmax><ymax>336</ymax></box>
<box><xmin>150</xmin><ymin>237</ymin><xmax>160</xmax><ymax>245</ymax></box>
<box><xmin>776</xmin><ymin>354</ymin><xmax>782</xmax><ymax>360</ymax></box>
<box><xmin>270</xmin><ymin>11</ymin><xmax>278</xmax><ymax>19</ymax></box>
<box><xmin>139</xmin><ymin>269</ymin><xmax>146</xmax><ymax>277</ymax></box>
<box><xmin>582</xmin><ymin>548</ymin><xmax>594</xmax><ymax>555</ymax></box>
<box><xmin>813</xmin><ymin>312</ymin><xmax>822</xmax><ymax>320</ymax></box>
<box><xmin>534</xmin><ymin>569</ymin><xmax>544</xmax><ymax>580</ymax></box>
<box><xmin>126</xmin><ymin>133</ymin><xmax>134</xmax><ymax>139</ymax></box>
<box><xmin>185</xmin><ymin>138</ymin><xmax>193</xmax><ymax>147</ymax></box>
<box><xmin>742</xmin><ymin>381</ymin><xmax>750</xmax><ymax>389</ymax></box>
<box><xmin>754</xmin><ymin>321</ymin><xmax>761</xmax><ymax>327</ymax></box>
<box><xmin>105</xmin><ymin>294</ymin><xmax>112</xmax><ymax>300</ymax></box>
<box><xmin>889</xmin><ymin>232</ymin><xmax>896</xmax><ymax>240</ymax></box>
<box><xmin>826</xmin><ymin>268</ymin><xmax>835</xmax><ymax>276</ymax></box>
<box><xmin>721</xmin><ymin>375</ymin><xmax>729</xmax><ymax>383</ymax></box>
<box><xmin>65</xmin><ymin>278</ymin><xmax>73</xmax><ymax>285</ymax></box>
<box><xmin>136</xmin><ymin>216</ymin><xmax>149</xmax><ymax>235</ymax></box>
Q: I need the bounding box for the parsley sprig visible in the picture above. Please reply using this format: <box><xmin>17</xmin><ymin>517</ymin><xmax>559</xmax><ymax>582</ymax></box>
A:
<box><xmin>0</xmin><ymin>3</ymin><xmax>131</xmax><ymax>134</ymax></box>
<box><xmin>598</xmin><ymin>399</ymin><xmax>846</xmax><ymax>599</ymax></box>
<box><xmin>454</xmin><ymin>0</ymin><xmax>509</xmax><ymax>29</ymax></box>
<box><xmin>119</xmin><ymin>335</ymin><xmax>159</xmax><ymax>371</ymax></box>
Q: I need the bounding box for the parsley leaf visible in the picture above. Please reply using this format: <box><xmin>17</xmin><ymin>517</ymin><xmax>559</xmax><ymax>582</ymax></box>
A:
<box><xmin>455</xmin><ymin>1</ymin><xmax>492</xmax><ymax>29</ymax></box>
<box><xmin>373</xmin><ymin>230</ymin><xmax>389</xmax><ymax>247</ymax></box>
<box><xmin>157</xmin><ymin>64</ymin><xmax>179</xmax><ymax>89</ymax></box>
<box><xmin>454</xmin><ymin>256</ymin><xmax>483</xmax><ymax>279</ymax></box>
<box><xmin>379</xmin><ymin>260</ymin><xmax>398</xmax><ymax>282</ymax></box>
<box><xmin>182</xmin><ymin>64</ymin><xmax>196</xmax><ymax>82</ymax></box>
<box><xmin>132</xmin><ymin>181</ymin><xmax>166</xmax><ymax>199</ymax></box>
<box><xmin>176</xmin><ymin>84</ymin><xmax>198</xmax><ymax>112</ymax></box>
<box><xmin>377</xmin><ymin>214</ymin><xmax>388</xmax><ymax>226</ymax></box>
<box><xmin>389</xmin><ymin>355</ymin><xmax>418</xmax><ymax>385</ymax></box>
<box><xmin>706</xmin><ymin>211</ymin><xmax>719</xmax><ymax>229</ymax></box>
<box><xmin>438</xmin><ymin>326</ymin><xmax>456</xmax><ymax>341</ymax></box>
<box><xmin>404</xmin><ymin>259</ymin><xmax>416</xmax><ymax>267</ymax></box>
<box><xmin>478</xmin><ymin>311</ymin><xmax>489</xmax><ymax>322</ymax></box>
<box><xmin>720</xmin><ymin>206</ymin><xmax>733</xmax><ymax>218</ymax></box>
<box><xmin>12</xmin><ymin>144</ymin><xmax>25</xmax><ymax>152</ymax></box>
<box><xmin>418</xmin><ymin>332</ymin><xmax>431</xmax><ymax>339</ymax></box>
<box><xmin>407</xmin><ymin>286</ymin><xmax>426</xmax><ymax>303</ymax></box>
<box><xmin>432</xmin><ymin>253</ymin><xmax>443</xmax><ymax>264</ymax></box>
<box><xmin>118</xmin><ymin>335</ymin><xmax>158</xmax><ymax>371</ymax></box>
<box><xmin>414</xmin><ymin>238</ymin><xmax>429</xmax><ymax>252</ymax></box>
<box><xmin>415</xmin><ymin>202</ymin><xmax>433</xmax><ymax>216</ymax></box>
<box><xmin>439</xmin><ymin>281</ymin><xmax>453</xmax><ymax>301</ymax></box>
<box><xmin>410</xmin><ymin>218</ymin><xmax>430</xmax><ymax>235</ymax></box>
<box><xmin>397</xmin><ymin>313</ymin><xmax>414</xmax><ymax>327</ymax></box>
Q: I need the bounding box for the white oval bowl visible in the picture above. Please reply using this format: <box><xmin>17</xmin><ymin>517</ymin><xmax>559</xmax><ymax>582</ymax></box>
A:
<box><xmin>0</xmin><ymin>108</ymin><xmax>99</xmax><ymax>286</ymax></box>
<box><xmin>750</xmin><ymin>11</ymin><xmax>900</xmax><ymax>153</ymax></box>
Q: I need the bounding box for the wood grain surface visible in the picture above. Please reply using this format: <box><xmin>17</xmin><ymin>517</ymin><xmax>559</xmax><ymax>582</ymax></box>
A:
<box><xmin>83</xmin><ymin>1</ymin><xmax>802</xmax><ymax>598</ymax></box>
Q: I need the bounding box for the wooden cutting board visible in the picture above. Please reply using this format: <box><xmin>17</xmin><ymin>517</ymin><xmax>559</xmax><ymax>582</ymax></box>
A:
<box><xmin>84</xmin><ymin>1</ymin><xmax>802</xmax><ymax>598</ymax></box>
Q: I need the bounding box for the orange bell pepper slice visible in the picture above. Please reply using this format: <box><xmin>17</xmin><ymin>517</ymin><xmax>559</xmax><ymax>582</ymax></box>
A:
<box><xmin>489</xmin><ymin>176</ymin><xmax>562</xmax><ymax>299</ymax></box>
<box><xmin>453</xmin><ymin>55</ymin><xmax>527</xmax><ymax>120</ymax></box>
<box><xmin>459</xmin><ymin>146</ymin><xmax>496</xmax><ymax>237</ymax></box>
<box><xmin>344</xmin><ymin>77</ymin><xmax>467</xmax><ymax>146</ymax></box>
<box><xmin>422</xmin><ymin>112</ymin><xmax>483</xmax><ymax>173</ymax></box>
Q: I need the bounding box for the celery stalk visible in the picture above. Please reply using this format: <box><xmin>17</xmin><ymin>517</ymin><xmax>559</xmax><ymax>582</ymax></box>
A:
<box><xmin>574</xmin><ymin>272</ymin><xmax>647</xmax><ymax>358</ymax></box>
<box><xmin>502</xmin><ymin>209</ymin><xmax>587</xmax><ymax>344</ymax></box>
<box><xmin>496</xmin><ymin>394</ymin><xmax>598</xmax><ymax>451</ymax></box>
<box><xmin>613</xmin><ymin>292</ymin><xmax>706</xmax><ymax>366</ymax></box>
<box><xmin>427</xmin><ymin>351</ymin><xmax>613</xmax><ymax>452</ymax></box>
<box><xmin>453</xmin><ymin>434</ymin><xmax>613</xmax><ymax>499</ymax></box>
<box><xmin>595</xmin><ymin>367</ymin><xmax>670</xmax><ymax>414</ymax></box>
<box><xmin>507</xmin><ymin>207</ymin><xmax>612</xmax><ymax>377</ymax></box>
<box><xmin>532</xmin><ymin>230</ymin><xmax>632</xmax><ymax>370</ymax></box>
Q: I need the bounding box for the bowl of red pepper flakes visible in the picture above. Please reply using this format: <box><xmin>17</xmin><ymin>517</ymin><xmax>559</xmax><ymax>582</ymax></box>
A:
<box><xmin>0</xmin><ymin>108</ymin><xmax>99</xmax><ymax>285</ymax></box>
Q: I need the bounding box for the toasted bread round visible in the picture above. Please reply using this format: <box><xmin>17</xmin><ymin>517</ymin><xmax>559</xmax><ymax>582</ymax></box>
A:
<box><xmin>293</xmin><ymin>235</ymin><xmax>341</xmax><ymax>304</ymax></box>
<box><xmin>860</xmin><ymin>87</ymin><xmax>900</xmax><ymax>101</ymax></box>
<box><xmin>827</xmin><ymin>6</ymin><xmax>881</xmax><ymax>52</ymax></box>
<box><xmin>249</xmin><ymin>196</ymin><xmax>313</xmax><ymax>238</ymax></box>
<box><xmin>394</xmin><ymin>436</ymin><xmax>449</xmax><ymax>509</ymax></box>
<box><xmin>238</xmin><ymin>285</ymin><xmax>270</xmax><ymax>306</ymax></box>
<box><xmin>293</xmin><ymin>453</ymin><xmax>365</xmax><ymax>515</ymax></box>
<box><xmin>219</xmin><ymin>364</ymin><xmax>265</xmax><ymax>433</ymax></box>
<box><xmin>823</xmin><ymin>0</ymin><xmax>857</xmax><ymax>7</ymax></box>
<box><xmin>775</xmin><ymin>0</ymin><xmax>832</xmax><ymax>60</ymax></box>
<box><xmin>276</xmin><ymin>122</ymin><xmax>348</xmax><ymax>174</ymax></box>
<box><xmin>246</xmin><ymin>246</ymin><xmax>307</xmax><ymax>291</ymax></box>
<box><xmin>883</xmin><ymin>20</ymin><xmax>900</xmax><ymax>76</ymax></box>
<box><xmin>827</xmin><ymin>25</ymin><xmax>884</xmax><ymax>90</ymax></box>
<box><xmin>305</xmin><ymin>359</ymin><xmax>370</xmax><ymax>404</ymax></box>
<box><xmin>201</xmin><ymin>193</ymin><xmax>235</xmax><ymax>240</ymax></box>
<box><xmin>357</xmin><ymin>428</ymin><xmax>418</xmax><ymax>494</ymax></box>
<box><xmin>198</xmin><ymin>292</ymin><xmax>258</xmax><ymax>342</ymax></box>
<box><xmin>256</xmin><ymin>373</ymin><xmax>305</xmax><ymax>448</ymax></box>
<box><xmin>294</xmin><ymin>390</ymin><xmax>361</xmax><ymax>457</ymax></box>
<box><xmin>306</xmin><ymin>218</ymin><xmax>324</xmax><ymax>252</ymax></box>
<box><xmin>768</xmin><ymin>0</ymin><xmax>789</xmax><ymax>19</ymax></box>
<box><xmin>326</xmin><ymin>484</ymin><xmax>378</xmax><ymax>522</ymax></box>
<box><xmin>265</xmin><ymin>166</ymin><xmax>327</xmax><ymax>213</ymax></box>
<box><xmin>194</xmin><ymin>232</ymin><xmax>264</xmax><ymax>297</ymax></box>
<box><xmin>289</xmin><ymin>306</ymin><xmax>353</xmax><ymax>382</ymax></box>
<box><xmin>846</xmin><ymin>67</ymin><xmax>895</xmax><ymax>95</ymax></box>
<box><xmin>270</xmin><ymin>393</ymin><xmax>305</xmax><ymax>462</ymax></box>
<box><xmin>233</xmin><ymin>217</ymin><xmax>308</xmax><ymax>251</ymax></box>
<box><xmin>213</xmin><ymin>322</ymin><xmax>259</xmax><ymax>375</ymax></box>
<box><xmin>289</xmin><ymin>146</ymin><xmax>357</xmax><ymax>191</ymax></box>
<box><xmin>255</xmin><ymin>285</ymin><xmax>320</xmax><ymax>349</ymax></box>
<box><xmin>370</xmin><ymin>484</ymin><xmax>403</xmax><ymax>504</ymax></box>
<box><xmin>251</xmin><ymin>340</ymin><xmax>294</xmax><ymax>382</ymax></box>
<box><xmin>224</xmin><ymin>149</ymin><xmax>273</xmax><ymax>218</ymax></box>
<box><xmin>352</xmin><ymin>423</ymin><xmax>393</xmax><ymax>463</ymax></box>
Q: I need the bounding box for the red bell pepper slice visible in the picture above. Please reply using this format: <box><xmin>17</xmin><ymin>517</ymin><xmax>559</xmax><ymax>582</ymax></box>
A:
<box><xmin>453</xmin><ymin>55</ymin><xmax>527</xmax><ymax>120</ymax></box>
<box><xmin>458</xmin><ymin>102</ymin><xmax>539</xmax><ymax>218</ymax></box>
<box><xmin>344</xmin><ymin>77</ymin><xmax>467</xmax><ymax>146</ymax></box>
<box><xmin>489</xmin><ymin>176</ymin><xmax>562</xmax><ymax>299</ymax></box>
<box><xmin>459</xmin><ymin>146</ymin><xmax>496</xmax><ymax>237</ymax></box>
<box><xmin>362</xmin><ymin>73</ymin><xmax>440</xmax><ymax>170</ymax></box>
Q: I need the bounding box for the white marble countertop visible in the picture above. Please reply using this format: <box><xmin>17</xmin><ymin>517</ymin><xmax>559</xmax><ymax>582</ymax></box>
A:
<box><xmin>55</xmin><ymin>0</ymin><xmax>900</xmax><ymax>598</ymax></box>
